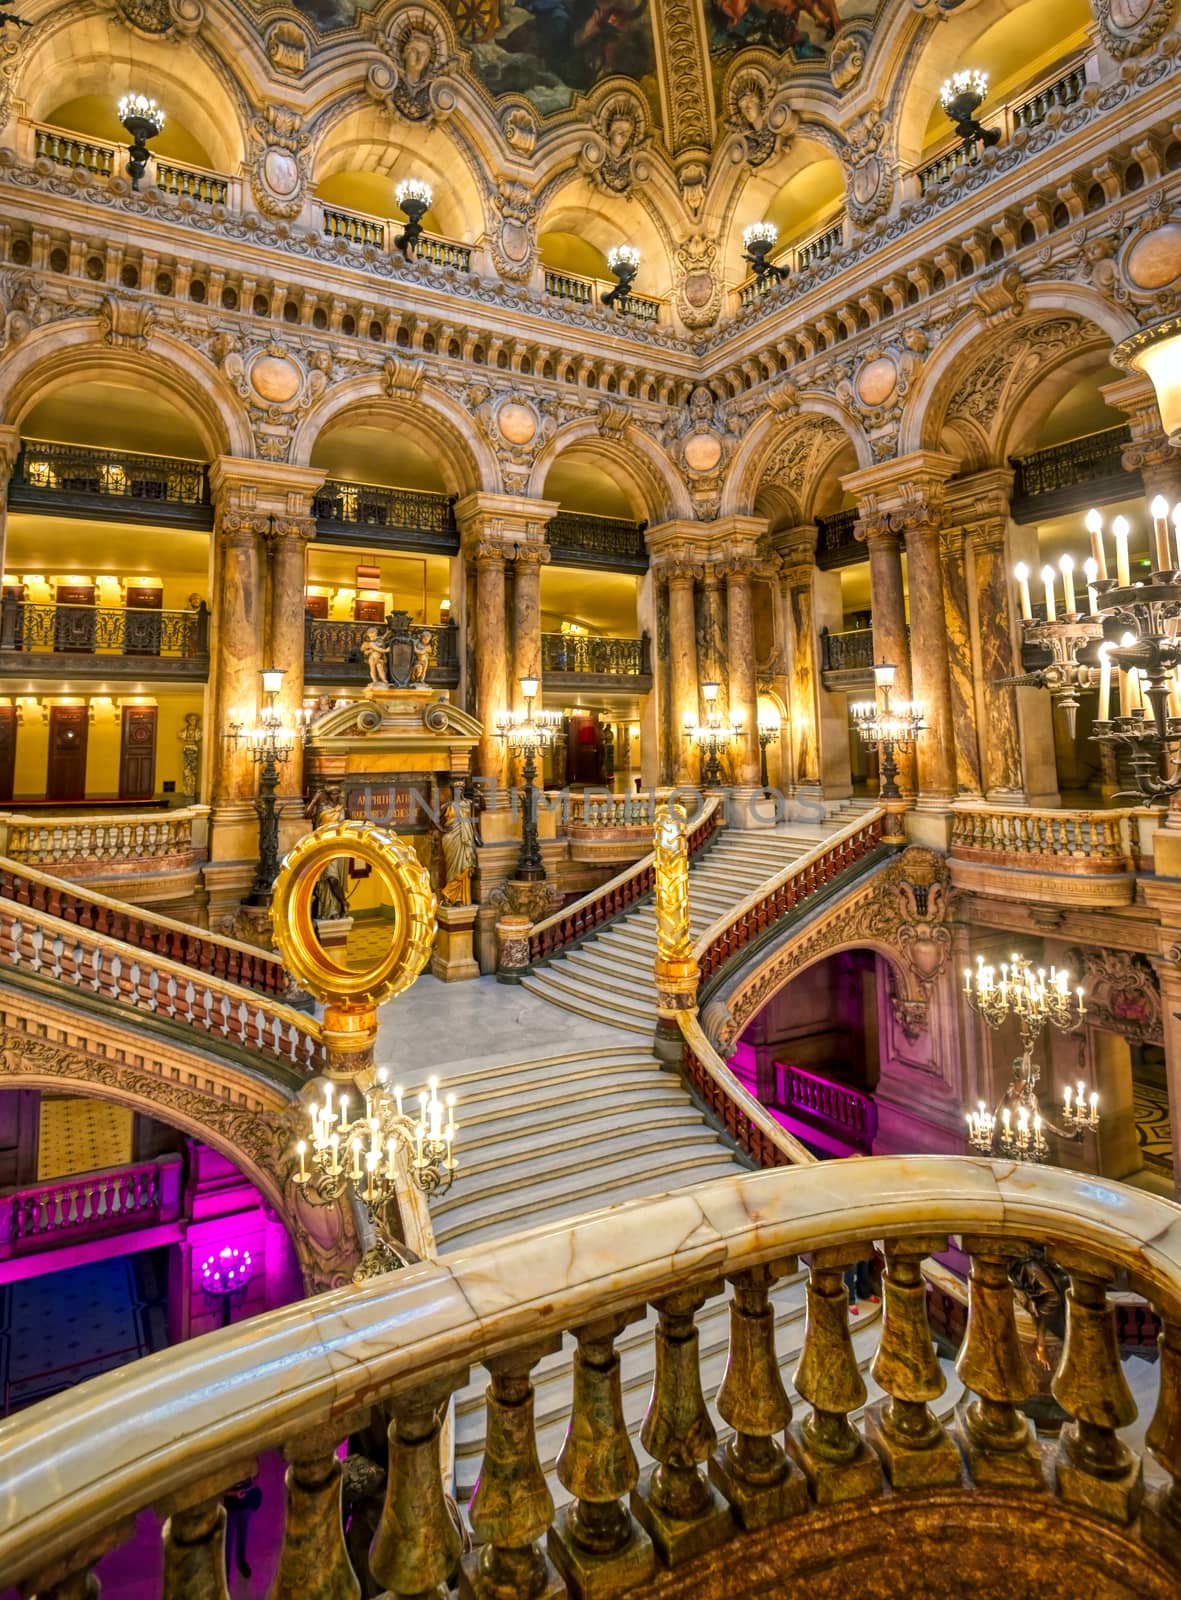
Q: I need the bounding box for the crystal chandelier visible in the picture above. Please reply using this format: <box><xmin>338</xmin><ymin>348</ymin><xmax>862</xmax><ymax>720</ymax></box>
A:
<box><xmin>295</xmin><ymin>1068</ymin><xmax>458</xmax><ymax>1225</ymax></box>
<box><xmin>849</xmin><ymin>661</ymin><xmax>924</xmax><ymax>800</ymax></box>
<box><xmin>684</xmin><ymin>681</ymin><xmax>742</xmax><ymax>787</ymax></box>
<box><xmin>962</xmin><ymin>951</ymin><xmax>1094</xmax><ymax>1163</ymax></box>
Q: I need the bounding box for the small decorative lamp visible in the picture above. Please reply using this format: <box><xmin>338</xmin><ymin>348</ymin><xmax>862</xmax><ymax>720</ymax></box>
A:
<box><xmin>394</xmin><ymin>177</ymin><xmax>433</xmax><ymax>257</ymax></box>
<box><xmin>117</xmin><ymin>93</ymin><xmax>165</xmax><ymax>190</ymax></box>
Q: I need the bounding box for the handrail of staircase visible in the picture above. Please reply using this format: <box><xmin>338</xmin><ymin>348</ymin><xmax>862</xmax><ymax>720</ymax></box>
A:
<box><xmin>0</xmin><ymin>855</ymin><xmax>291</xmax><ymax>998</ymax></box>
<box><xmin>1</xmin><ymin>1157</ymin><xmax>1179</xmax><ymax>1594</ymax></box>
<box><xmin>0</xmin><ymin>893</ymin><xmax>321</xmax><ymax>1072</ymax></box>
<box><xmin>0</xmin><ymin>804</ymin><xmax>209</xmax><ymax>873</ymax></box>
<box><xmin>692</xmin><ymin>806</ymin><xmax>888</xmax><ymax>982</ymax></box>
<box><xmin>528</xmin><ymin>794</ymin><xmax>723</xmax><ymax>962</ymax></box>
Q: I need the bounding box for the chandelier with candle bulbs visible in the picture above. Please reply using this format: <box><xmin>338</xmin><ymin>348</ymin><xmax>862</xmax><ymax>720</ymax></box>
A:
<box><xmin>962</xmin><ymin>951</ymin><xmax>1095</xmax><ymax>1164</ymax></box>
<box><xmin>294</xmin><ymin>1069</ymin><xmax>458</xmax><ymax>1228</ymax></box>
<box><xmin>1010</xmin><ymin>494</ymin><xmax>1181</xmax><ymax>801</ymax></box>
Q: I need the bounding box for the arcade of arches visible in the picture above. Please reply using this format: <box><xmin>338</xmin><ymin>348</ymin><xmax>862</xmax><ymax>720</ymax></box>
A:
<box><xmin>2</xmin><ymin>0</ymin><xmax>1181</xmax><ymax>1592</ymax></box>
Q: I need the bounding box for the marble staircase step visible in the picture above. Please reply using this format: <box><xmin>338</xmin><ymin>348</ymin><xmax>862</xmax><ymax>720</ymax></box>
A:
<box><xmin>520</xmin><ymin>971</ymin><xmax>657</xmax><ymax>1030</ymax></box>
<box><xmin>457</xmin><ymin>1081</ymin><xmax>697</xmax><ymax>1144</ymax></box>
<box><xmin>550</xmin><ymin>951</ymin><xmax>658</xmax><ymax>1001</ymax></box>
<box><xmin>517</xmin><ymin>978</ymin><xmax>655</xmax><ymax>1035</ymax></box>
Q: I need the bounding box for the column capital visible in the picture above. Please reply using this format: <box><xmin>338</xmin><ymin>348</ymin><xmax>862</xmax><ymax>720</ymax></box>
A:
<box><xmin>268</xmin><ymin>514</ymin><xmax>318</xmax><ymax>546</ymax></box>
<box><xmin>840</xmin><ymin>450</ymin><xmax>960</xmax><ymax>507</ymax></box>
<box><xmin>217</xmin><ymin>510</ymin><xmax>271</xmax><ymax>549</ymax></box>
<box><xmin>512</xmin><ymin>543</ymin><xmax>552</xmax><ymax>568</ymax></box>
<box><xmin>208</xmin><ymin>456</ymin><xmax>326</xmax><ymax>519</ymax></box>
<box><xmin>455</xmin><ymin>491</ymin><xmax>558</xmax><ymax>555</ymax></box>
<box><xmin>0</xmin><ymin>424</ymin><xmax>20</xmax><ymax>487</ymax></box>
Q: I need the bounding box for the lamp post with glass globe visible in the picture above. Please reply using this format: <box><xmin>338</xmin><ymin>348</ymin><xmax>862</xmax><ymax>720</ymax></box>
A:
<box><xmin>496</xmin><ymin>677</ymin><xmax>562</xmax><ymax>883</ymax></box>
<box><xmin>226</xmin><ymin>667</ymin><xmax>311</xmax><ymax>905</ymax></box>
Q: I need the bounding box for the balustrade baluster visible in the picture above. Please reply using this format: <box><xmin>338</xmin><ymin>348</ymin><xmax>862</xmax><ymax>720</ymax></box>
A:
<box><xmin>1050</xmin><ymin>1247</ymin><xmax>1142</xmax><ymax>1523</ymax></box>
<box><xmin>787</xmin><ymin>1246</ymin><xmax>882</xmax><ymax>1504</ymax></box>
<box><xmin>1142</xmin><ymin>1315</ymin><xmax>1181</xmax><ymax>1568</ymax></box>
<box><xmin>370</xmin><ymin>1372</ymin><xmax>468</xmax><ymax>1597</ymax></box>
<box><xmin>710</xmin><ymin>1262</ymin><xmax>806</xmax><ymax>1528</ymax></box>
<box><xmin>461</xmin><ymin>1343</ymin><xmax>563</xmax><ymax>1600</ymax></box>
<box><xmin>632</xmin><ymin>1284</ymin><xmax>733</xmax><ymax>1565</ymax></box>
<box><xmin>551</xmin><ymin>1312</ymin><xmax>653</xmax><ymax>1599</ymax></box>
<box><xmin>271</xmin><ymin>1422</ymin><xmax>364</xmax><ymax>1600</ymax></box>
<box><xmin>865</xmin><ymin>1235</ymin><xmax>961</xmax><ymax>1486</ymax></box>
<box><xmin>160</xmin><ymin>1488</ymin><xmax>238</xmax><ymax>1600</ymax></box>
<box><xmin>954</xmin><ymin>1237</ymin><xmax>1043</xmax><ymax>1486</ymax></box>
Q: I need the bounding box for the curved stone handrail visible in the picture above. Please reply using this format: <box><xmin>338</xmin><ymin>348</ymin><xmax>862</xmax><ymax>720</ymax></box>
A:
<box><xmin>0</xmin><ymin>855</ymin><xmax>290</xmax><ymax>996</ymax></box>
<box><xmin>949</xmin><ymin>802</ymin><xmax>1153</xmax><ymax>872</ymax></box>
<box><xmin>0</xmin><ymin>805</ymin><xmax>209</xmax><ymax>873</ymax></box>
<box><xmin>692</xmin><ymin>807</ymin><xmax>887</xmax><ymax>982</ymax></box>
<box><xmin>0</xmin><ymin>893</ymin><xmax>321</xmax><ymax>1072</ymax></box>
<box><xmin>1</xmin><ymin>1157</ymin><xmax>1179</xmax><ymax>1593</ymax></box>
<box><xmin>529</xmin><ymin>794</ymin><xmax>722</xmax><ymax>962</ymax></box>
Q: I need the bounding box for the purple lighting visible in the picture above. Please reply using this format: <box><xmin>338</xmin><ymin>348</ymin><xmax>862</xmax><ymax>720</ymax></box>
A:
<box><xmin>200</xmin><ymin>1245</ymin><xmax>253</xmax><ymax>1294</ymax></box>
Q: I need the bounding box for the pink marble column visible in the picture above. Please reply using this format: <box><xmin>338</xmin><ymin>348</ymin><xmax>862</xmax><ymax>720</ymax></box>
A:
<box><xmin>971</xmin><ymin>519</ymin><xmax>1024</xmax><ymax>800</ymax></box>
<box><xmin>904</xmin><ymin>508</ymin><xmax>957</xmax><ymax>804</ymax></box>
<box><xmin>211</xmin><ymin>511</ymin><xmax>265</xmax><ymax>807</ymax></box>
<box><xmin>267</xmin><ymin>518</ymin><xmax>314</xmax><ymax>800</ymax></box>
<box><xmin>510</xmin><ymin>546</ymin><xmax>548</xmax><ymax>704</ymax></box>
<box><xmin>940</xmin><ymin>525</ymin><xmax>983</xmax><ymax>797</ymax></box>
<box><xmin>860</xmin><ymin>518</ymin><xmax>914</xmax><ymax>794</ymax></box>
<box><xmin>780</xmin><ymin>537</ymin><xmax>820</xmax><ymax>791</ymax></box>
<box><xmin>474</xmin><ymin>544</ymin><xmax>509</xmax><ymax>788</ymax></box>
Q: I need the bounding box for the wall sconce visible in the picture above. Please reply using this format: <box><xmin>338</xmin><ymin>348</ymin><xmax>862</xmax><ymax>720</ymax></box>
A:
<box><xmin>117</xmin><ymin>93</ymin><xmax>165</xmax><ymax>191</ymax></box>
<box><xmin>1114</xmin><ymin>318</ymin><xmax>1181</xmax><ymax>447</ymax></box>
<box><xmin>603</xmin><ymin>244</ymin><xmax>640</xmax><ymax>309</ymax></box>
<box><xmin>394</xmin><ymin>177</ymin><xmax>432</xmax><ymax>257</ymax></box>
<box><xmin>939</xmin><ymin>69</ymin><xmax>1000</xmax><ymax>158</ymax></box>
<box><xmin>743</xmin><ymin>221</ymin><xmax>786</xmax><ymax>284</ymax></box>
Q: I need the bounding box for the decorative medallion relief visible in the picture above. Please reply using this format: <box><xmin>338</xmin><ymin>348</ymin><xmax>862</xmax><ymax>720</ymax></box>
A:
<box><xmin>580</xmin><ymin>87</ymin><xmax>651</xmax><ymax>196</ymax></box>
<box><xmin>364</xmin><ymin>8</ymin><xmax>458</xmax><ymax>122</ymax></box>
<box><xmin>115</xmin><ymin>0</ymin><xmax>204</xmax><ymax>37</ymax></box>
<box><xmin>467</xmin><ymin>385</ymin><xmax>558</xmax><ymax>492</ymax></box>
<box><xmin>1093</xmin><ymin>0</ymin><xmax>1176</xmax><ymax>60</ymax></box>
<box><xmin>214</xmin><ymin>336</ymin><xmax>333</xmax><ymax>461</ymax></box>
<box><xmin>723</xmin><ymin>64</ymin><xmax>795</xmax><ymax>170</ymax></box>
<box><xmin>1117</xmin><ymin>210</ymin><xmax>1181</xmax><ymax>316</ymax></box>
<box><xmin>490</xmin><ymin>181</ymin><xmax>537</xmax><ymax>283</ymax></box>
<box><xmin>248</xmin><ymin>105</ymin><xmax>310</xmax><ymax>220</ymax></box>
<box><xmin>675</xmin><ymin>234</ymin><xmax>723</xmax><ymax>331</ymax></box>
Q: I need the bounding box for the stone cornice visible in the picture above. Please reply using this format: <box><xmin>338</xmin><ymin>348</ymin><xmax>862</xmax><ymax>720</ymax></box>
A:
<box><xmin>454</xmin><ymin>491</ymin><xmax>559</xmax><ymax>553</ymax></box>
<box><xmin>208</xmin><ymin>456</ymin><xmax>326</xmax><ymax>515</ymax></box>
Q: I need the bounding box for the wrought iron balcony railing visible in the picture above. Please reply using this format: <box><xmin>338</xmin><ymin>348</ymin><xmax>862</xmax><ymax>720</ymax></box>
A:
<box><xmin>32</xmin><ymin>123</ymin><xmax>230</xmax><ymax>206</ymax></box>
<box><xmin>304</xmin><ymin>616</ymin><xmax>459</xmax><ymax>683</ymax></box>
<box><xmin>12</xmin><ymin>440</ymin><xmax>211</xmax><ymax>519</ymax></box>
<box><xmin>546</xmin><ymin>510</ymin><xmax>648</xmax><ymax>569</ymax></box>
<box><xmin>540</xmin><ymin>632</ymin><xmax>650</xmax><ymax>677</ymax></box>
<box><xmin>1010</xmin><ymin>424</ymin><xmax>1134</xmax><ymax>520</ymax></box>
<box><xmin>815</xmin><ymin>507</ymin><xmax>861</xmax><ymax>568</ymax></box>
<box><xmin>312</xmin><ymin>479</ymin><xmax>459</xmax><ymax>549</ymax></box>
<box><xmin>820</xmin><ymin>625</ymin><xmax>875</xmax><ymax>674</ymax></box>
<box><xmin>0</xmin><ymin>599</ymin><xmax>210</xmax><ymax>661</ymax></box>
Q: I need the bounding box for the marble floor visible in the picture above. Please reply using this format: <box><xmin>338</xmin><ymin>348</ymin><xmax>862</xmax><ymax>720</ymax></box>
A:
<box><xmin>1134</xmin><ymin>1076</ymin><xmax>1173</xmax><ymax>1178</ymax></box>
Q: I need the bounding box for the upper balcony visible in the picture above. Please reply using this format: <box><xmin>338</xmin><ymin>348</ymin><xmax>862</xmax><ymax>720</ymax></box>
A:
<box><xmin>9</xmin><ymin>441</ymin><xmax>212</xmax><ymax>529</ymax></box>
<box><xmin>0</xmin><ymin>595</ymin><xmax>210</xmax><ymax>680</ymax></box>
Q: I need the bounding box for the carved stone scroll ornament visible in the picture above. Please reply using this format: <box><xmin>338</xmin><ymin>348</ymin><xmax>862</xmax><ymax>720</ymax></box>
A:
<box><xmin>725</xmin><ymin>66</ymin><xmax>795</xmax><ymax>169</ymax></box>
<box><xmin>266</xmin><ymin>19</ymin><xmax>310</xmax><ymax>74</ymax></box>
<box><xmin>829</xmin><ymin>26</ymin><xmax>869</xmax><ymax>92</ymax></box>
<box><xmin>364</xmin><ymin>7</ymin><xmax>458</xmax><ymax>122</ymax></box>
<box><xmin>656</xmin><ymin>385</ymin><xmax>746</xmax><ymax>519</ymax></box>
<box><xmin>248</xmin><ymin>105</ymin><xmax>310</xmax><ymax>221</ymax></box>
<box><xmin>840</xmin><ymin>110</ymin><xmax>894</xmax><ymax>228</ymax></box>
<box><xmin>213</xmin><ymin>335</ymin><xmax>333</xmax><ymax>462</ymax></box>
<box><xmin>675</xmin><ymin>234</ymin><xmax>723</xmax><ymax>331</ymax></box>
<box><xmin>1093</xmin><ymin>0</ymin><xmax>1176</xmax><ymax>60</ymax></box>
<box><xmin>490</xmin><ymin>181</ymin><xmax>538</xmax><ymax>283</ymax></box>
<box><xmin>99</xmin><ymin>293</ymin><xmax>155</xmax><ymax>350</ymax></box>
<box><xmin>1067</xmin><ymin>946</ymin><xmax>1162</xmax><ymax>1046</ymax></box>
<box><xmin>115</xmin><ymin>0</ymin><xmax>204</xmax><ymax>37</ymax></box>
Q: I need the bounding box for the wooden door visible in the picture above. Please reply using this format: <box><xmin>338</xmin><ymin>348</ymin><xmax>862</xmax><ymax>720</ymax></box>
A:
<box><xmin>53</xmin><ymin>582</ymin><xmax>96</xmax><ymax>653</ymax></box>
<box><xmin>0</xmin><ymin>705</ymin><xmax>15</xmax><ymax>802</ymax></box>
<box><xmin>124</xmin><ymin>585</ymin><xmax>163</xmax><ymax>656</ymax></box>
<box><xmin>46</xmin><ymin>706</ymin><xmax>89</xmax><ymax>800</ymax></box>
<box><xmin>354</xmin><ymin>597</ymin><xmax>386</xmax><ymax>623</ymax></box>
<box><xmin>119</xmin><ymin>705</ymin><xmax>157</xmax><ymax>801</ymax></box>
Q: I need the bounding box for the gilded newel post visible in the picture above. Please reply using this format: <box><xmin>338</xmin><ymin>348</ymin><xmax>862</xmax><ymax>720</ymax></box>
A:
<box><xmin>653</xmin><ymin>801</ymin><xmax>699</xmax><ymax>1019</ymax></box>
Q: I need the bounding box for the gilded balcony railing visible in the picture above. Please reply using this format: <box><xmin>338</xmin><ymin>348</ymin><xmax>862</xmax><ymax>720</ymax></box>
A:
<box><xmin>13</xmin><ymin>440</ymin><xmax>210</xmax><ymax>507</ymax></box>
<box><xmin>0</xmin><ymin>1153</ymin><xmax>183</xmax><ymax>1260</ymax></box>
<box><xmin>0</xmin><ymin>808</ymin><xmax>208</xmax><ymax>876</ymax></box>
<box><xmin>1</xmin><ymin>1157</ymin><xmax>1178</xmax><ymax>1597</ymax></box>
<box><xmin>0</xmin><ymin>598</ymin><xmax>209</xmax><ymax>659</ymax></box>
<box><xmin>0</xmin><ymin>857</ymin><xmax>291</xmax><ymax>992</ymax></box>
<box><xmin>546</xmin><ymin>509</ymin><xmax>648</xmax><ymax>567</ymax></box>
<box><xmin>540</xmin><ymin>632</ymin><xmax>650</xmax><ymax>677</ymax></box>
<box><xmin>304</xmin><ymin>616</ymin><xmax>459</xmax><ymax>680</ymax></box>
<box><xmin>0</xmin><ymin>896</ymin><xmax>318</xmax><ymax>1067</ymax></box>
<box><xmin>775</xmin><ymin>1060</ymin><xmax>878</xmax><ymax>1148</ymax></box>
<box><xmin>312</xmin><ymin>478</ymin><xmax>458</xmax><ymax>539</ymax></box>
<box><xmin>949</xmin><ymin>804</ymin><xmax>1150</xmax><ymax>873</ymax></box>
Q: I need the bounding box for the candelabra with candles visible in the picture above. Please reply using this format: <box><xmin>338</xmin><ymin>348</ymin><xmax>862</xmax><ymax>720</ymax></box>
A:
<box><xmin>118</xmin><ymin>93</ymin><xmax>164</xmax><ymax>190</ymax></box>
<box><xmin>849</xmin><ymin>661</ymin><xmax>924</xmax><ymax>800</ymax></box>
<box><xmin>685</xmin><ymin>681</ymin><xmax>743</xmax><ymax>787</ymax></box>
<box><xmin>1013</xmin><ymin>495</ymin><xmax>1181</xmax><ymax>801</ymax></box>
<box><xmin>200</xmin><ymin>1246</ymin><xmax>253</xmax><ymax>1327</ymax></box>
<box><xmin>394</xmin><ymin>177</ymin><xmax>432</xmax><ymax>257</ymax></box>
<box><xmin>963</xmin><ymin>951</ymin><xmax>1095</xmax><ymax>1164</ymax></box>
<box><xmin>226</xmin><ymin>667</ymin><xmax>312</xmax><ymax>904</ymax></box>
<box><xmin>742</xmin><ymin>222</ymin><xmax>787</xmax><ymax>284</ymax></box>
<box><xmin>295</xmin><ymin>1069</ymin><xmax>458</xmax><ymax>1234</ymax></box>
<box><xmin>496</xmin><ymin>676</ymin><xmax>562</xmax><ymax>882</ymax></box>
<box><xmin>1010</xmin><ymin>548</ymin><xmax>1104</xmax><ymax>737</ymax></box>
<box><xmin>603</xmin><ymin>244</ymin><xmax>640</xmax><ymax>309</ymax></box>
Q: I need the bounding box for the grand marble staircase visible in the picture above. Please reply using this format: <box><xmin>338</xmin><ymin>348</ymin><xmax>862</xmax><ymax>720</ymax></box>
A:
<box><xmin>520</xmin><ymin>804</ymin><xmax>873</xmax><ymax>1035</ymax></box>
<box><xmin>413</xmin><ymin>802</ymin><xmax>965</xmax><ymax>1507</ymax></box>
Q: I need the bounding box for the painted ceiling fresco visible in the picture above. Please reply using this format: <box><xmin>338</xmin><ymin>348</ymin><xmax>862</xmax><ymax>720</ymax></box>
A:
<box><xmin>708</xmin><ymin>0</ymin><xmax>871</xmax><ymax>63</ymax></box>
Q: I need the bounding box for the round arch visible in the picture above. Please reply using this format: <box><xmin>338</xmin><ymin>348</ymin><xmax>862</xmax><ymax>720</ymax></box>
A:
<box><xmin>722</xmin><ymin>399</ymin><xmax>871</xmax><ymax>519</ymax></box>
<box><xmin>536</xmin><ymin>171</ymin><xmax>677</xmax><ymax>301</ymax></box>
<box><xmin>715</xmin><ymin>129</ymin><xmax>846</xmax><ymax>290</ymax></box>
<box><xmin>292</xmin><ymin>379</ymin><xmax>499</xmax><ymax>498</ymax></box>
<box><xmin>15</xmin><ymin>11</ymin><xmax>247</xmax><ymax>175</ymax></box>
<box><xmin>529</xmin><ymin>419</ymin><xmax>693</xmax><ymax>523</ymax></box>
<box><xmin>0</xmin><ymin>326</ymin><xmax>253</xmax><ymax>460</ymax></box>
<box><xmin>899</xmin><ymin>286</ymin><xmax>1140</xmax><ymax>460</ymax></box>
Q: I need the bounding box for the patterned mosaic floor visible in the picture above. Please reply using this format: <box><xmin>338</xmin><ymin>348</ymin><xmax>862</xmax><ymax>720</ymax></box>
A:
<box><xmin>37</xmin><ymin>1097</ymin><xmax>134</xmax><ymax>1181</ymax></box>
<box><xmin>342</xmin><ymin>916</ymin><xmax>396</xmax><ymax>970</ymax></box>
<box><xmin>1134</xmin><ymin>1077</ymin><xmax>1173</xmax><ymax>1177</ymax></box>
<box><xmin>0</xmin><ymin>1251</ymin><xmax>169</xmax><ymax>1416</ymax></box>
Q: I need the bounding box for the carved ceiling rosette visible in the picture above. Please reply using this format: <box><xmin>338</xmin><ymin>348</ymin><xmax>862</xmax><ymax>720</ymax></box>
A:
<box><xmin>363</xmin><ymin>5</ymin><xmax>459</xmax><ymax>123</ymax></box>
<box><xmin>248</xmin><ymin>104</ymin><xmax>310</xmax><ymax>221</ymax></box>
<box><xmin>579</xmin><ymin>86</ymin><xmax>651</xmax><ymax>197</ymax></box>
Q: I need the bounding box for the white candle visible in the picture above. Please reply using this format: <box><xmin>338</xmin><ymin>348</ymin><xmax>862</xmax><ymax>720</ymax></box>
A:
<box><xmin>1085</xmin><ymin>508</ymin><xmax>1108</xmax><ymax>581</ymax></box>
<box><xmin>1152</xmin><ymin>494</ymin><xmax>1172</xmax><ymax>573</ymax></box>
<box><xmin>1174</xmin><ymin>505</ymin><xmax>1181</xmax><ymax>574</ymax></box>
<box><xmin>1119</xmin><ymin>664</ymin><xmax>1132</xmax><ymax>719</ymax></box>
<box><xmin>1084</xmin><ymin>557</ymin><xmax>1099</xmax><ymax>615</ymax></box>
<box><xmin>1059</xmin><ymin>553</ymin><xmax>1076</xmax><ymax>616</ymax></box>
<box><xmin>395</xmin><ymin>1084</ymin><xmax>404</xmax><ymax>1117</ymax></box>
<box><xmin>1169</xmin><ymin>667</ymin><xmax>1181</xmax><ymax>723</ymax></box>
<box><xmin>1113</xmin><ymin>516</ymin><xmax>1131</xmax><ymax>587</ymax></box>
<box><xmin>1041</xmin><ymin>565</ymin><xmax>1057</xmax><ymax>622</ymax></box>
<box><xmin>339</xmin><ymin>1092</ymin><xmax>349</xmax><ymax>1131</ymax></box>
<box><xmin>1089</xmin><ymin>1091</ymin><xmax>1099</xmax><ymax>1125</ymax></box>
<box><xmin>297</xmin><ymin>1140</ymin><xmax>307</xmax><ymax>1182</ymax></box>
<box><xmin>1064</xmin><ymin>1084</ymin><xmax>1072</xmax><ymax>1115</ymax></box>
<box><xmin>1014</xmin><ymin>562</ymin><xmax>1032</xmax><ymax>621</ymax></box>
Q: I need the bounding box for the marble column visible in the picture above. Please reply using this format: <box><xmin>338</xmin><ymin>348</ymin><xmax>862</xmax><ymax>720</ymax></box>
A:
<box><xmin>970</xmin><ymin>517</ymin><xmax>1025</xmax><ymax>801</ymax></box>
<box><xmin>0</xmin><ymin>425</ymin><xmax>20</xmax><ymax>585</ymax></box>
<box><xmin>511</xmin><ymin>545</ymin><xmax>549</xmax><ymax>705</ymax></box>
<box><xmin>939</xmin><ymin>525</ymin><xmax>983</xmax><ymax>797</ymax></box>
<box><xmin>210</xmin><ymin>511</ymin><xmax>265</xmax><ymax>811</ymax></box>
<box><xmin>904</xmin><ymin>505</ymin><xmax>957</xmax><ymax>804</ymax></box>
<box><xmin>1151</xmin><ymin>956</ymin><xmax>1181</xmax><ymax>1201</ymax></box>
<box><xmin>473</xmin><ymin>543</ymin><xmax>509</xmax><ymax>789</ymax></box>
<box><xmin>267</xmin><ymin>516</ymin><xmax>315</xmax><ymax>801</ymax></box>
<box><xmin>859</xmin><ymin>518</ymin><xmax>914</xmax><ymax>795</ymax></box>
<box><xmin>666</xmin><ymin>563</ymin><xmax>700</xmax><ymax>784</ymax></box>
<box><xmin>724</xmin><ymin>562</ymin><xmax>761</xmax><ymax>788</ymax></box>
<box><xmin>779</xmin><ymin>536</ymin><xmax>820</xmax><ymax>792</ymax></box>
<box><xmin>700</xmin><ymin>565</ymin><xmax>728</xmax><ymax>713</ymax></box>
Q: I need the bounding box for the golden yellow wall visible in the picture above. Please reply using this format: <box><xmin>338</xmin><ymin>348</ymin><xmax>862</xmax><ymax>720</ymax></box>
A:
<box><xmin>5</xmin><ymin>691</ymin><xmax>206</xmax><ymax>802</ymax></box>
